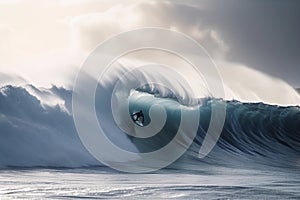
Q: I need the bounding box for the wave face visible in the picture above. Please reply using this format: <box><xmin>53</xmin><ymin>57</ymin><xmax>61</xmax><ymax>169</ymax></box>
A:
<box><xmin>0</xmin><ymin>85</ymin><xmax>299</xmax><ymax>170</ymax></box>
<box><xmin>185</xmin><ymin>99</ymin><xmax>300</xmax><ymax>169</ymax></box>
<box><xmin>0</xmin><ymin>85</ymin><xmax>98</xmax><ymax>168</ymax></box>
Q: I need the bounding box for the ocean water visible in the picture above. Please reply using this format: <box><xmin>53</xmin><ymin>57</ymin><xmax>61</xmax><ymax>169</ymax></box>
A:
<box><xmin>0</xmin><ymin>83</ymin><xmax>300</xmax><ymax>199</ymax></box>
<box><xmin>1</xmin><ymin>167</ymin><xmax>300</xmax><ymax>199</ymax></box>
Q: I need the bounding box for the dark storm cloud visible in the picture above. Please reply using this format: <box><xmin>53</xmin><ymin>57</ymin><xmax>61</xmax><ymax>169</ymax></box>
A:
<box><xmin>174</xmin><ymin>0</ymin><xmax>300</xmax><ymax>86</ymax></box>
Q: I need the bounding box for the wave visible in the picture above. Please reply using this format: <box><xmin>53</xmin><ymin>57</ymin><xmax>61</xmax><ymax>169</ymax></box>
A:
<box><xmin>0</xmin><ymin>85</ymin><xmax>98</xmax><ymax>168</ymax></box>
<box><xmin>186</xmin><ymin>99</ymin><xmax>300</xmax><ymax>169</ymax></box>
<box><xmin>0</xmin><ymin>84</ymin><xmax>299</xmax><ymax>170</ymax></box>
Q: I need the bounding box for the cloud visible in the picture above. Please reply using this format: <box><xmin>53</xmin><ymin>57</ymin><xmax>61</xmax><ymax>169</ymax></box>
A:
<box><xmin>67</xmin><ymin>1</ymin><xmax>228</xmax><ymax>58</ymax></box>
<box><xmin>0</xmin><ymin>24</ymin><xmax>14</xmax><ymax>57</ymax></box>
<box><xmin>61</xmin><ymin>0</ymin><xmax>300</xmax><ymax>105</ymax></box>
<box><xmin>58</xmin><ymin>0</ymin><xmax>94</xmax><ymax>6</ymax></box>
<box><xmin>0</xmin><ymin>0</ymin><xmax>21</xmax><ymax>4</ymax></box>
<box><xmin>178</xmin><ymin>0</ymin><xmax>300</xmax><ymax>86</ymax></box>
<box><xmin>1</xmin><ymin>50</ymin><xmax>83</xmax><ymax>88</ymax></box>
<box><xmin>0</xmin><ymin>0</ymin><xmax>299</xmax><ymax>100</ymax></box>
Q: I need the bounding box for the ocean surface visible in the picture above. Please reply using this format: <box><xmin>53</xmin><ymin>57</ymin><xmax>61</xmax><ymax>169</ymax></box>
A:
<box><xmin>0</xmin><ymin>85</ymin><xmax>300</xmax><ymax>199</ymax></box>
<box><xmin>1</xmin><ymin>167</ymin><xmax>300</xmax><ymax>199</ymax></box>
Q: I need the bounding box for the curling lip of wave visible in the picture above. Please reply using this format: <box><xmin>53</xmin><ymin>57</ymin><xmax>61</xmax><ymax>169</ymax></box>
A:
<box><xmin>101</xmin><ymin>60</ymin><xmax>300</xmax><ymax>106</ymax></box>
<box><xmin>0</xmin><ymin>84</ymin><xmax>299</xmax><ymax>169</ymax></box>
<box><xmin>135</xmin><ymin>84</ymin><xmax>203</xmax><ymax>107</ymax></box>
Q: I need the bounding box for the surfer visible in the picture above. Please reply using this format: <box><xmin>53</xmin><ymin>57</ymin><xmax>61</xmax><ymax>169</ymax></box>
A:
<box><xmin>131</xmin><ymin>110</ymin><xmax>145</xmax><ymax>126</ymax></box>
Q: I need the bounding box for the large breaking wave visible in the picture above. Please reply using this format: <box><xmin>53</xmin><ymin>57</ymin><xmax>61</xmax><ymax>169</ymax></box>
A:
<box><xmin>0</xmin><ymin>83</ymin><xmax>299</xmax><ymax>170</ymax></box>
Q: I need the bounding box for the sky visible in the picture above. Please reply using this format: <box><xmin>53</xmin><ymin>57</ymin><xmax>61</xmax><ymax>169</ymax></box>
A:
<box><xmin>0</xmin><ymin>0</ymin><xmax>299</xmax><ymax>88</ymax></box>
